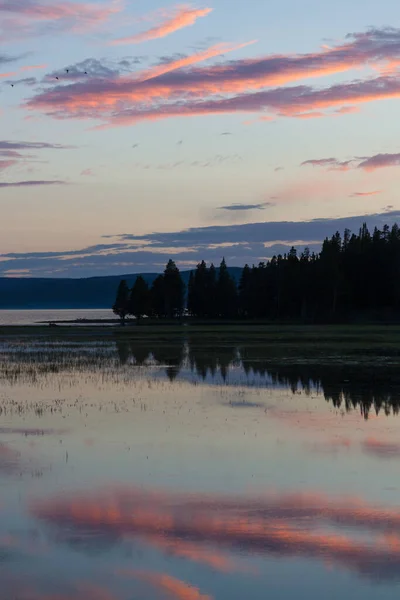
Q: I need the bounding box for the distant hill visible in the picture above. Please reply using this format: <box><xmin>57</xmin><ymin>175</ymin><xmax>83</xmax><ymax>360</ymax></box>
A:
<box><xmin>0</xmin><ymin>267</ymin><xmax>243</xmax><ymax>309</ymax></box>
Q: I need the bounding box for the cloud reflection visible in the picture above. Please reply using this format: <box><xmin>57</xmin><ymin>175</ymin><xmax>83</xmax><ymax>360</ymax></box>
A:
<box><xmin>31</xmin><ymin>485</ymin><xmax>400</xmax><ymax>582</ymax></box>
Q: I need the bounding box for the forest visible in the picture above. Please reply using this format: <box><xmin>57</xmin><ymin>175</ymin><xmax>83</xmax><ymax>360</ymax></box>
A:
<box><xmin>112</xmin><ymin>223</ymin><xmax>400</xmax><ymax>322</ymax></box>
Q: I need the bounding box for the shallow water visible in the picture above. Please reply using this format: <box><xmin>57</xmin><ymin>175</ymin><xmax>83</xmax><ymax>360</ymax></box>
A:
<box><xmin>1</xmin><ymin>338</ymin><xmax>400</xmax><ymax>599</ymax></box>
<box><xmin>0</xmin><ymin>308</ymin><xmax>114</xmax><ymax>325</ymax></box>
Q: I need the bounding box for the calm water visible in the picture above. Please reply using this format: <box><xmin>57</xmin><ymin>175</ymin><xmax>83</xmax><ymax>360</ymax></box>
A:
<box><xmin>1</xmin><ymin>337</ymin><xmax>400</xmax><ymax>599</ymax></box>
<box><xmin>0</xmin><ymin>309</ymin><xmax>114</xmax><ymax>325</ymax></box>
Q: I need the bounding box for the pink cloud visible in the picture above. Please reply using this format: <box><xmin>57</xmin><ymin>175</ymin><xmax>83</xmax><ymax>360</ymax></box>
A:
<box><xmin>357</xmin><ymin>153</ymin><xmax>400</xmax><ymax>171</ymax></box>
<box><xmin>120</xmin><ymin>570</ymin><xmax>211</xmax><ymax>600</ymax></box>
<box><xmin>110</xmin><ymin>5</ymin><xmax>212</xmax><ymax>45</ymax></box>
<box><xmin>0</xmin><ymin>0</ymin><xmax>122</xmax><ymax>36</ymax></box>
<box><xmin>0</xmin><ymin>159</ymin><xmax>17</xmax><ymax>171</ymax></box>
<box><xmin>23</xmin><ymin>26</ymin><xmax>400</xmax><ymax>128</ymax></box>
<box><xmin>363</xmin><ymin>437</ymin><xmax>400</xmax><ymax>458</ymax></box>
<box><xmin>302</xmin><ymin>153</ymin><xmax>400</xmax><ymax>173</ymax></box>
<box><xmin>350</xmin><ymin>190</ymin><xmax>383</xmax><ymax>197</ymax></box>
<box><xmin>137</xmin><ymin>41</ymin><xmax>256</xmax><ymax>82</ymax></box>
<box><xmin>32</xmin><ymin>484</ymin><xmax>400</xmax><ymax>581</ymax></box>
<box><xmin>80</xmin><ymin>168</ymin><xmax>94</xmax><ymax>176</ymax></box>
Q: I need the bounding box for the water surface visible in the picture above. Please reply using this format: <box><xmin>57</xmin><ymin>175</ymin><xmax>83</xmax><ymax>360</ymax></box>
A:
<box><xmin>1</xmin><ymin>337</ymin><xmax>400</xmax><ymax>599</ymax></box>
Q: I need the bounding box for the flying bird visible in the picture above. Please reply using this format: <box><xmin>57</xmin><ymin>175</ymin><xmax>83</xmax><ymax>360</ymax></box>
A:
<box><xmin>177</xmin><ymin>140</ymin><xmax>183</xmax><ymax>145</ymax></box>
<box><xmin>84</xmin><ymin>71</ymin><xmax>88</xmax><ymax>75</ymax></box>
<box><xmin>65</xmin><ymin>69</ymin><xmax>69</xmax><ymax>73</ymax></box>
<box><xmin>132</xmin><ymin>144</ymin><xmax>139</xmax><ymax>149</ymax></box>
<box><xmin>10</xmin><ymin>83</ymin><xmax>14</xmax><ymax>87</ymax></box>
<box><xmin>55</xmin><ymin>76</ymin><xmax>59</xmax><ymax>80</ymax></box>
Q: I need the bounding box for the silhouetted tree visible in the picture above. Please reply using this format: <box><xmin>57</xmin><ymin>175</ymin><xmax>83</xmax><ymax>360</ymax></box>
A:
<box><xmin>149</xmin><ymin>275</ymin><xmax>165</xmax><ymax>318</ymax></box>
<box><xmin>129</xmin><ymin>275</ymin><xmax>150</xmax><ymax>320</ymax></box>
<box><xmin>113</xmin><ymin>222</ymin><xmax>400</xmax><ymax>323</ymax></box>
<box><xmin>187</xmin><ymin>271</ymin><xmax>195</xmax><ymax>316</ymax></box>
<box><xmin>163</xmin><ymin>260</ymin><xmax>185</xmax><ymax>318</ymax></box>
<box><xmin>217</xmin><ymin>258</ymin><xmax>238</xmax><ymax>317</ymax></box>
<box><xmin>112</xmin><ymin>280</ymin><xmax>130</xmax><ymax>326</ymax></box>
<box><xmin>238</xmin><ymin>264</ymin><xmax>252</xmax><ymax>317</ymax></box>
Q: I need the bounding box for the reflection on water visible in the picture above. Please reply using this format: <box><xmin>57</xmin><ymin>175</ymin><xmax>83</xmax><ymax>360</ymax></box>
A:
<box><xmin>1</xmin><ymin>337</ymin><xmax>400</xmax><ymax>418</ymax></box>
<box><xmin>2</xmin><ymin>337</ymin><xmax>400</xmax><ymax>598</ymax></box>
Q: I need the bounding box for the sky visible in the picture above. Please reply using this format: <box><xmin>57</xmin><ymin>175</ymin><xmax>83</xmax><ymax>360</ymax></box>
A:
<box><xmin>2</xmin><ymin>0</ymin><xmax>400</xmax><ymax>277</ymax></box>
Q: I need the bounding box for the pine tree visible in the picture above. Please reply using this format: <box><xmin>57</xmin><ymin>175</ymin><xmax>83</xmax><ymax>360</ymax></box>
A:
<box><xmin>129</xmin><ymin>275</ymin><xmax>150</xmax><ymax>320</ymax></box>
<box><xmin>112</xmin><ymin>280</ymin><xmax>130</xmax><ymax>326</ymax></box>
<box><xmin>217</xmin><ymin>258</ymin><xmax>238</xmax><ymax>318</ymax></box>
<box><xmin>187</xmin><ymin>271</ymin><xmax>195</xmax><ymax>316</ymax></box>
<box><xmin>149</xmin><ymin>275</ymin><xmax>165</xmax><ymax>317</ymax></box>
<box><xmin>164</xmin><ymin>259</ymin><xmax>185</xmax><ymax>318</ymax></box>
<box><xmin>238</xmin><ymin>264</ymin><xmax>252</xmax><ymax>317</ymax></box>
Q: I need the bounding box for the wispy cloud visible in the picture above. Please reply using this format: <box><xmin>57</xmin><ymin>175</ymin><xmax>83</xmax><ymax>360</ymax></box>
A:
<box><xmin>80</xmin><ymin>168</ymin><xmax>94</xmax><ymax>176</ymax></box>
<box><xmin>32</xmin><ymin>484</ymin><xmax>400</xmax><ymax>582</ymax></box>
<box><xmin>0</xmin><ymin>180</ymin><xmax>67</xmax><ymax>188</ymax></box>
<box><xmin>357</xmin><ymin>153</ymin><xmax>400</xmax><ymax>172</ymax></box>
<box><xmin>363</xmin><ymin>437</ymin><xmax>400</xmax><ymax>458</ymax></box>
<box><xmin>350</xmin><ymin>190</ymin><xmax>383</xmax><ymax>197</ymax></box>
<box><xmin>0</xmin><ymin>159</ymin><xmax>18</xmax><ymax>172</ymax></box>
<box><xmin>302</xmin><ymin>153</ymin><xmax>400</xmax><ymax>172</ymax></box>
<box><xmin>110</xmin><ymin>5</ymin><xmax>212</xmax><ymax>45</ymax></box>
<box><xmin>136</xmin><ymin>41</ymin><xmax>255</xmax><ymax>81</ymax></box>
<box><xmin>0</xmin><ymin>140</ymin><xmax>72</xmax><ymax>150</ymax></box>
<box><xmin>218</xmin><ymin>202</ymin><xmax>274</xmax><ymax>211</ymax></box>
<box><xmin>0</xmin><ymin>0</ymin><xmax>122</xmax><ymax>39</ymax></box>
<box><xmin>1</xmin><ymin>210</ymin><xmax>400</xmax><ymax>277</ymax></box>
<box><xmin>121</xmin><ymin>570</ymin><xmax>211</xmax><ymax>600</ymax></box>
<box><xmin>0</xmin><ymin>140</ymin><xmax>72</xmax><ymax>173</ymax></box>
<box><xmin>25</xmin><ymin>27</ymin><xmax>400</xmax><ymax>127</ymax></box>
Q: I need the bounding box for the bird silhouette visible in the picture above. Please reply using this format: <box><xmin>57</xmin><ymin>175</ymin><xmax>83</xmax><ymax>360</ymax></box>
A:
<box><xmin>84</xmin><ymin>71</ymin><xmax>88</xmax><ymax>75</ymax></box>
<box><xmin>55</xmin><ymin>76</ymin><xmax>59</xmax><ymax>80</ymax></box>
<box><xmin>65</xmin><ymin>69</ymin><xmax>69</xmax><ymax>73</ymax></box>
<box><xmin>10</xmin><ymin>83</ymin><xmax>14</xmax><ymax>87</ymax></box>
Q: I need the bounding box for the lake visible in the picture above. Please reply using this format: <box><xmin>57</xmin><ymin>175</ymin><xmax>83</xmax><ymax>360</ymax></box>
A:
<box><xmin>1</xmin><ymin>333</ymin><xmax>400</xmax><ymax>599</ymax></box>
<box><xmin>0</xmin><ymin>309</ymin><xmax>114</xmax><ymax>325</ymax></box>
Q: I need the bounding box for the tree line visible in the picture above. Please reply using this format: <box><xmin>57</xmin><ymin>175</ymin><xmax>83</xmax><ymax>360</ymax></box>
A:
<box><xmin>113</xmin><ymin>223</ymin><xmax>400</xmax><ymax>323</ymax></box>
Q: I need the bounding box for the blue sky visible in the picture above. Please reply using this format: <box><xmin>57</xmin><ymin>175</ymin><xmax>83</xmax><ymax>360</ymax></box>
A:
<box><xmin>1</xmin><ymin>0</ymin><xmax>400</xmax><ymax>277</ymax></box>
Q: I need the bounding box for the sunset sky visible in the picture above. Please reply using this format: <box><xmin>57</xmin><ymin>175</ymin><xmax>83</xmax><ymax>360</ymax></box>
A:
<box><xmin>2</xmin><ymin>0</ymin><xmax>400</xmax><ymax>277</ymax></box>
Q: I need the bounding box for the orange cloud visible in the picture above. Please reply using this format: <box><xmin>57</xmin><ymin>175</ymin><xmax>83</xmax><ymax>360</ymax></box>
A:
<box><xmin>137</xmin><ymin>41</ymin><xmax>256</xmax><ymax>82</ymax></box>
<box><xmin>26</xmin><ymin>28</ymin><xmax>400</xmax><ymax>127</ymax></box>
<box><xmin>121</xmin><ymin>570</ymin><xmax>211</xmax><ymax>600</ymax></box>
<box><xmin>32</xmin><ymin>485</ymin><xmax>400</xmax><ymax>581</ymax></box>
<box><xmin>350</xmin><ymin>190</ymin><xmax>382</xmax><ymax>197</ymax></box>
<box><xmin>140</xmin><ymin>536</ymin><xmax>243</xmax><ymax>572</ymax></box>
<box><xmin>111</xmin><ymin>5</ymin><xmax>212</xmax><ymax>45</ymax></box>
<box><xmin>20</xmin><ymin>64</ymin><xmax>47</xmax><ymax>71</ymax></box>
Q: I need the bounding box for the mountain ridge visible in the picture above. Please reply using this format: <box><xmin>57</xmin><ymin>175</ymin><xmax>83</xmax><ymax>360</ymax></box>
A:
<box><xmin>0</xmin><ymin>267</ymin><xmax>243</xmax><ymax>309</ymax></box>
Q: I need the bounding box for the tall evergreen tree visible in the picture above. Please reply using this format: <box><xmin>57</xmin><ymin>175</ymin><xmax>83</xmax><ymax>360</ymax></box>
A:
<box><xmin>187</xmin><ymin>271</ymin><xmax>195</xmax><ymax>316</ymax></box>
<box><xmin>112</xmin><ymin>280</ymin><xmax>130</xmax><ymax>326</ymax></box>
<box><xmin>193</xmin><ymin>260</ymin><xmax>208</xmax><ymax>317</ymax></box>
<box><xmin>163</xmin><ymin>259</ymin><xmax>185</xmax><ymax>318</ymax></box>
<box><xmin>216</xmin><ymin>258</ymin><xmax>238</xmax><ymax>318</ymax></box>
<box><xmin>206</xmin><ymin>263</ymin><xmax>217</xmax><ymax>317</ymax></box>
<box><xmin>129</xmin><ymin>275</ymin><xmax>150</xmax><ymax>320</ymax></box>
<box><xmin>238</xmin><ymin>264</ymin><xmax>252</xmax><ymax>317</ymax></box>
<box><xmin>149</xmin><ymin>275</ymin><xmax>165</xmax><ymax>318</ymax></box>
